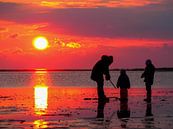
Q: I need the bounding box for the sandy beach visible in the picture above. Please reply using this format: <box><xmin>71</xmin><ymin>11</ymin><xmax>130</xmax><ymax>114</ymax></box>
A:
<box><xmin>0</xmin><ymin>87</ymin><xmax>173</xmax><ymax>129</ymax></box>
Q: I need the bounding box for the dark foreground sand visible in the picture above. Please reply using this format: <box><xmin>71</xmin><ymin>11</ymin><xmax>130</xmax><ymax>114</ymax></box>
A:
<box><xmin>0</xmin><ymin>87</ymin><xmax>173</xmax><ymax>129</ymax></box>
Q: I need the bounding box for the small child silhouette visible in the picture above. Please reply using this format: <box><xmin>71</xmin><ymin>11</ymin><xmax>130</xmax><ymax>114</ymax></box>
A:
<box><xmin>116</xmin><ymin>69</ymin><xmax>130</xmax><ymax>101</ymax></box>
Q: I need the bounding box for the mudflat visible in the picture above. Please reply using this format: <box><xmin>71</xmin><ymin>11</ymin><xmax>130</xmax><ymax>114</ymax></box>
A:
<box><xmin>0</xmin><ymin>87</ymin><xmax>173</xmax><ymax>129</ymax></box>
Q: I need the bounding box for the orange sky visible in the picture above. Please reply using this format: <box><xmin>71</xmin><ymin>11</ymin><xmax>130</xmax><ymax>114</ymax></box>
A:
<box><xmin>0</xmin><ymin>0</ymin><xmax>173</xmax><ymax>68</ymax></box>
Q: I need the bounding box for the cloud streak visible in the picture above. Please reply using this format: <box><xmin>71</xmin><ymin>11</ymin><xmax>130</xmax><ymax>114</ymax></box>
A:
<box><xmin>0</xmin><ymin>0</ymin><xmax>162</xmax><ymax>8</ymax></box>
<box><xmin>0</xmin><ymin>1</ymin><xmax>173</xmax><ymax>40</ymax></box>
<box><xmin>0</xmin><ymin>44</ymin><xmax>173</xmax><ymax>69</ymax></box>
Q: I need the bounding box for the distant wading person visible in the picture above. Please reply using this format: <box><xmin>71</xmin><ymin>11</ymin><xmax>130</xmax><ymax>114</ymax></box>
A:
<box><xmin>141</xmin><ymin>59</ymin><xmax>155</xmax><ymax>102</ymax></box>
<box><xmin>116</xmin><ymin>69</ymin><xmax>130</xmax><ymax>101</ymax></box>
<box><xmin>91</xmin><ymin>55</ymin><xmax>113</xmax><ymax>100</ymax></box>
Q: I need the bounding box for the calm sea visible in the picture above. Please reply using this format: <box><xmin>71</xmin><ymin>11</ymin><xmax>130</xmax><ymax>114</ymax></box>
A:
<box><xmin>0</xmin><ymin>71</ymin><xmax>172</xmax><ymax>88</ymax></box>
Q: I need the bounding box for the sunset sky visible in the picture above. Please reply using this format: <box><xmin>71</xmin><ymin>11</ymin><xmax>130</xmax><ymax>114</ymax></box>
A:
<box><xmin>0</xmin><ymin>0</ymin><xmax>173</xmax><ymax>69</ymax></box>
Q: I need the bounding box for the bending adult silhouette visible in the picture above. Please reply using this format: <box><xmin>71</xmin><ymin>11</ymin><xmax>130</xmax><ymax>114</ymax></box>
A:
<box><xmin>91</xmin><ymin>55</ymin><xmax>113</xmax><ymax>100</ymax></box>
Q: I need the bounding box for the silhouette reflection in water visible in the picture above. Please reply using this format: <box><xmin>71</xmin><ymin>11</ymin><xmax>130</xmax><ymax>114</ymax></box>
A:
<box><xmin>144</xmin><ymin>102</ymin><xmax>155</xmax><ymax>128</ymax></box>
<box><xmin>97</xmin><ymin>99</ymin><xmax>107</xmax><ymax>119</ymax></box>
<box><xmin>117</xmin><ymin>99</ymin><xmax>130</xmax><ymax>128</ymax></box>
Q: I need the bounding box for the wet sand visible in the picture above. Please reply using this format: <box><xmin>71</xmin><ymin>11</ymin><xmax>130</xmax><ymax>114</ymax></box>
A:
<box><xmin>0</xmin><ymin>87</ymin><xmax>173</xmax><ymax>129</ymax></box>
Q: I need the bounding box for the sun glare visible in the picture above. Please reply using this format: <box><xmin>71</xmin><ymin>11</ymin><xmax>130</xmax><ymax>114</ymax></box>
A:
<box><xmin>33</xmin><ymin>36</ymin><xmax>49</xmax><ymax>50</ymax></box>
<box><xmin>34</xmin><ymin>85</ymin><xmax>48</xmax><ymax>115</ymax></box>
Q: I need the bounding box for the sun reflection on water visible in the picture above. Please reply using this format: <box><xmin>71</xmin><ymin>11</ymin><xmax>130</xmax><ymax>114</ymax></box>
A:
<box><xmin>34</xmin><ymin>119</ymin><xmax>48</xmax><ymax>129</ymax></box>
<box><xmin>34</xmin><ymin>85</ymin><xmax>48</xmax><ymax>115</ymax></box>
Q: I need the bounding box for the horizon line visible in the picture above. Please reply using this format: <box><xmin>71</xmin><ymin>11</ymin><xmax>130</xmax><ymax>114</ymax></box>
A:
<box><xmin>0</xmin><ymin>67</ymin><xmax>173</xmax><ymax>72</ymax></box>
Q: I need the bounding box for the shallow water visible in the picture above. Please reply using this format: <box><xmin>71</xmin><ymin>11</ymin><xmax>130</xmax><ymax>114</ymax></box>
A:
<box><xmin>0</xmin><ymin>71</ymin><xmax>173</xmax><ymax>88</ymax></box>
<box><xmin>0</xmin><ymin>71</ymin><xmax>173</xmax><ymax>129</ymax></box>
<box><xmin>0</xmin><ymin>87</ymin><xmax>173</xmax><ymax>129</ymax></box>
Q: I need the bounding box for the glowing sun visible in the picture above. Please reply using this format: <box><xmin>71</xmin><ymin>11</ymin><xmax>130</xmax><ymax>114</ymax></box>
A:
<box><xmin>33</xmin><ymin>36</ymin><xmax>49</xmax><ymax>50</ymax></box>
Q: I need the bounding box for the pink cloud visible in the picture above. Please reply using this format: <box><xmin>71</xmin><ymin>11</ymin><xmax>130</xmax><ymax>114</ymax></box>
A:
<box><xmin>0</xmin><ymin>45</ymin><xmax>173</xmax><ymax>69</ymax></box>
<box><xmin>1</xmin><ymin>1</ymin><xmax>173</xmax><ymax>40</ymax></box>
